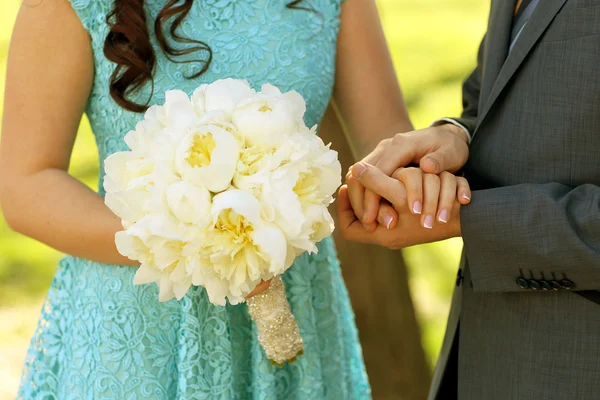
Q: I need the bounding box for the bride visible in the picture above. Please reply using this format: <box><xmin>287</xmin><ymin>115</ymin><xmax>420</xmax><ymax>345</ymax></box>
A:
<box><xmin>1</xmin><ymin>0</ymin><xmax>464</xmax><ymax>398</ymax></box>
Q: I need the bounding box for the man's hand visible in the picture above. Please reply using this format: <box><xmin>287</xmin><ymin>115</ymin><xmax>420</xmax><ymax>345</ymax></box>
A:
<box><xmin>339</xmin><ymin>164</ymin><xmax>463</xmax><ymax>249</ymax></box>
<box><xmin>348</xmin><ymin>123</ymin><xmax>469</xmax><ymax>230</ymax></box>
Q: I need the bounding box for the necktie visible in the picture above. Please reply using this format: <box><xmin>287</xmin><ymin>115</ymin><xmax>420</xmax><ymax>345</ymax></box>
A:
<box><xmin>510</xmin><ymin>0</ymin><xmax>538</xmax><ymax>51</ymax></box>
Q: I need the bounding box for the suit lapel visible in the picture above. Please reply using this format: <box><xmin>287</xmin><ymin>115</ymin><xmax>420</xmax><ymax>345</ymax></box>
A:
<box><xmin>479</xmin><ymin>0</ymin><xmax>515</xmax><ymax>108</ymax></box>
<box><xmin>476</xmin><ymin>0</ymin><xmax>569</xmax><ymax>132</ymax></box>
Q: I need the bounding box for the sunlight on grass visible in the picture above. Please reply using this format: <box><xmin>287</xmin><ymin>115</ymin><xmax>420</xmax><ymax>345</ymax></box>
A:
<box><xmin>0</xmin><ymin>0</ymin><xmax>490</xmax><ymax>392</ymax></box>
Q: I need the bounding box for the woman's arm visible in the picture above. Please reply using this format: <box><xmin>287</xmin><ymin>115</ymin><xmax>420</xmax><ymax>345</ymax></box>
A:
<box><xmin>333</xmin><ymin>0</ymin><xmax>412</xmax><ymax>160</ymax></box>
<box><xmin>0</xmin><ymin>0</ymin><xmax>136</xmax><ymax>266</ymax></box>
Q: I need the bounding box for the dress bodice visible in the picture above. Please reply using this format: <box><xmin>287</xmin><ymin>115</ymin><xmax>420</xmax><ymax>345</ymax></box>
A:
<box><xmin>70</xmin><ymin>0</ymin><xmax>343</xmax><ymax>194</ymax></box>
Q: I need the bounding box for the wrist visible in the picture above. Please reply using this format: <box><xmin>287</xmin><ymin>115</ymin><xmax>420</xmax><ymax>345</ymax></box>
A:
<box><xmin>442</xmin><ymin>123</ymin><xmax>470</xmax><ymax>145</ymax></box>
<box><xmin>432</xmin><ymin>119</ymin><xmax>471</xmax><ymax>145</ymax></box>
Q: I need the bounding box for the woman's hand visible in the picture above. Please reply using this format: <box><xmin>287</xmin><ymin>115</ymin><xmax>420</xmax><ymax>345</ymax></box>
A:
<box><xmin>338</xmin><ymin>164</ymin><xmax>467</xmax><ymax>249</ymax></box>
<box><xmin>346</xmin><ymin>162</ymin><xmax>471</xmax><ymax>232</ymax></box>
<box><xmin>347</xmin><ymin>123</ymin><xmax>470</xmax><ymax>231</ymax></box>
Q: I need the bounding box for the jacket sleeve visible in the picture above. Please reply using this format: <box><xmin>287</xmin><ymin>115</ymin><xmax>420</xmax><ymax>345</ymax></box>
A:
<box><xmin>450</xmin><ymin>35</ymin><xmax>485</xmax><ymax>136</ymax></box>
<box><xmin>461</xmin><ymin>182</ymin><xmax>600</xmax><ymax>292</ymax></box>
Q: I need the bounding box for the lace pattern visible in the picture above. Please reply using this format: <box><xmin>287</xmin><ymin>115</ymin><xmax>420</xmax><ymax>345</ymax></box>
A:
<box><xmin>18</xmin><ymin>0</ymin><xmax>370</xmax><ymax>398</ymax></box>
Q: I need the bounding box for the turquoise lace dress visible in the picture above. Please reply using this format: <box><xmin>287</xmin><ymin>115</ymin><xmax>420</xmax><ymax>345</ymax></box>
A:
<box><xmin>17</xmin><ymin>0</ymin><xmax>371</xmax><ymax>399</ymax></box>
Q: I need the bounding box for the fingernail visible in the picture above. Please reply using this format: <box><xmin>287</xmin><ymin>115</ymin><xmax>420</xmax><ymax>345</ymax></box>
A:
<box><xmin>352</xmin><ymin>162</ymin><xmax>367</xmax><ymax>179</ymax></box>
<box><xmin>412</xmin><ymin>201</ymin><xmax>422</xmax><ymax>215</ymax></box>
<box><xmin>461</xmin><ymin>193</ymin><xmax>471</xmax><ymax>201</ymax></box>
<box><xmin>438</xmin><ymin>209</ymin><xmax>449</xmax><ymax>223</ymax></box>
<box><xmin>383</xmin><ymin>215</ymin><xmax>394</xmax><ymax>230</ymax></box>
<box><xmin>363</xmin><ymin>222</ymin><xmax>373</xmax><ymax>231</ymax></box>
<box><xmin>424</xmin><ymin>215</ymin><xmax>433</xmax><ymax>229</ymax></box>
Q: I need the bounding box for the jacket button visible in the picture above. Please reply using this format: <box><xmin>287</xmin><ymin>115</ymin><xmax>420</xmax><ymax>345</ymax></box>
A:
<box><xmin>539</xmin><ymin>280</ymin><xmax>552</xmax><ymax>291</ymax></box>
<box><xmin>516</xmin><ymin>277</ymin><xmax>530</xmax><ymax>289</ymax></box>
<box><xmin>549</xmin><ymin>280</ymin><xmax>562</xmax><ymax>290</ymax></box>
<box><xmin>530</xmin><ymin>280</ymin><xmax>542</xmax><ymax>290</ymax></box>
<box><xmin>560</xmin><ymin>279</ymin><xmax>575</xmax><ymax>290</ymax></box>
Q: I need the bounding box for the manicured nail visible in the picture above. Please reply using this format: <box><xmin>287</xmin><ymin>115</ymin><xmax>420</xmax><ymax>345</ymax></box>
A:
<box><xmin>461</xmin><ymin>193</ymin><xmax>471</xmax><ymax>202</ymax></box>
<box><xmin>352</xmin><ymin>162</ymin><xmax>367</xmax><ymax>179</ymax></box>
<box><xmin>383</xmin><ymin>214</ymin><xmax>394</xmax><ymax>230</ymax></box>
<box><xmin>424</xmin><ymin>215</ymin><xmax>434</xmax><ymax>229</ymax></box>
<box><xmin>412</xmin><ymin>201</ymin><xmax>422</xmax><ymax>214</ymax></box>
<box><xmin>438</xmin><ymin>209</ymin><xmax>449</xmax><ymax>223</ymax></box>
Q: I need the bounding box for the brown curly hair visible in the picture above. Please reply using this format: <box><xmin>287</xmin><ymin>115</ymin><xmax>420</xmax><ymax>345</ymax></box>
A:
<box><xmin>103</xmin><ymin>0</ymin><xmax>312</xmax><ymax>113</ymax></box>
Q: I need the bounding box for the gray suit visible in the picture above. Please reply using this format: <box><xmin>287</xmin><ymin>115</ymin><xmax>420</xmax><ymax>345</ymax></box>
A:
<box><xmin>430</xmin><ymin>0</ymin><xmax>600</xmax><ymax>399</ymax></box>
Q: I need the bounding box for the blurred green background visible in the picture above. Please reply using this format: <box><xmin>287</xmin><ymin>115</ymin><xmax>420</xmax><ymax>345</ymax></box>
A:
<box><xmin>0</xmin><ymin>0</ymin><xmax>489</xmax><ymax>397</ymax></box>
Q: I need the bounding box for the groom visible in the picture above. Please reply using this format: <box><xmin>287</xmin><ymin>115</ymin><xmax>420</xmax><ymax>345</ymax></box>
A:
<box><xmin>340</xmin><ymin>0</ymin><xmax>600</xmax><ymax>399</ymax></box>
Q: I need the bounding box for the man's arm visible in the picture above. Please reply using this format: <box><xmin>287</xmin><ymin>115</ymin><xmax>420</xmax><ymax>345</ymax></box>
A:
<box><xmin>462</xmin><ymin>183</ymin><xmax>600</xmax><ymax>291</ymax></box>
<box><xmin>448</xmin><ymin>35</ymin><xmax>485</xmax><ymax>136</ymax></box>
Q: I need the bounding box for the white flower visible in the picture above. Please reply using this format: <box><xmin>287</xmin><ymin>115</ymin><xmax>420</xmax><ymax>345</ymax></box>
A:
<box><xmin>105</xmin><ymin>190</ymin><xmax>152</xmax><ymax>224</ymax></box>
<box><xmin>175</xmin><ymin>123</ymin><xmax>240</xmax><ymax>193</ymax></box>
<box><xmin>108</xmin><ymin>80</ymin><xmax>342</xmax><ymax>305</ymax></box>
<box><xmin>232</xmin><ymin>84</ymin><xmax>306</xmax><ymax>147</ymax></box>
<box><xmin>115</xmin><ymin>231</ymin><xmax>179</xmax><ymax>302</ymax></box>
<box><xmin>117</xmin><ymin>216</ymin><xmax>202</xmax><ymax>302</ymax></box>
<box><xmin>159</xmin><ymin>90</ymin><xmax>198</xmax><ymax>134</ymax></box>
<box><xmin>202</xmin><ymin>78</ymin><xmax>256</xmax><ymax>117</ymax></box>
<box><xmin>103</xmin><ymin>152</ymin><xmax>157</xmax><ymax>223</ymax></box>
<box><xmin>233</xmin><ymin>130</ymin><xmax>341</xmax><ymax>244</ymax></box>
<box><xmin>292</xmin><ymin>135</ymin><xmax>342</xmax><ymax>207</ymax></box>
<box><xmin>190</xmin><ymin>84</ymin><xmax>209</xmax><ymax>116</ymax></box>
<box><xmin>301</xmin><ymin>204</ymin><xmax>335</xmax><ymax>245</ymax></box>
<box><xmin>165</xmin><ymin>180</ymin><xmax>212</xmax><ymax>227</ymax></box>
<box><xmin>104</xmin><ymin>152</ymin><xmax>155</xmax><ymax>193</ymax></box>
<box><xmin>195</xmin><ymin>189</ymin><xmax>288</xmax><ymax>305</ymax></box>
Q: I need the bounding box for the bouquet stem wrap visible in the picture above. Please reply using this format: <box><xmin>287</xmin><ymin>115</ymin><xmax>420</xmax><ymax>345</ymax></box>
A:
<box><xmin>246</xmin><ymin>276</ymin><xmax>304</xmax><ymax>365</ymax></box>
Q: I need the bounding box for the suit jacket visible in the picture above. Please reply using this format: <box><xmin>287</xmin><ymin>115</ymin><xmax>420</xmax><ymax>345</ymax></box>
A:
<box><xmin>429</xmin><ymin>1</ymin><xmax>600</xmax><ymax>399</ymax></box>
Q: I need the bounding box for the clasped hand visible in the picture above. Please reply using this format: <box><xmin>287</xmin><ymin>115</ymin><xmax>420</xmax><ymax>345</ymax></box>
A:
<box><xmin>338</xmin><ymin>124</ymin><xmax>471</xmax><ymax>249</ymax></box>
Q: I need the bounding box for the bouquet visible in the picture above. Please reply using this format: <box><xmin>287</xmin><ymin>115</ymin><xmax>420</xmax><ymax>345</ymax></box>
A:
<box><xmin>104</xmin><ymin>78</ymin><xmax>341</xmax><ymax>365</ymax></box>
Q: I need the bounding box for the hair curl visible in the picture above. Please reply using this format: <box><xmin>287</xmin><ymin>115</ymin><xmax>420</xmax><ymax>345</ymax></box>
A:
<box><xmin>104</xmin><ymin>0</ymin><xmax>311</xmax><ymax>113</ymax></box>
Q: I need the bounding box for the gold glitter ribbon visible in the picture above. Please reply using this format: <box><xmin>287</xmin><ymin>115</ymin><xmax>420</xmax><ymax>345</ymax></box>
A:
<box><xmin>246</xmin><ymin>276</ymin><xmax>304</xmax><ymax>365</ymax></box>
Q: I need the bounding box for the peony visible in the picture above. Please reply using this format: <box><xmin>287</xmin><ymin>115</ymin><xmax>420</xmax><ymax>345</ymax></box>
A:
<box><xmin>196</xmin><ymin>189</ymin><xmax>288</xmax><ymax>305</ymax></box>
<box><xmin>194</xmin><ymin>78</ymin><xmax>256</xmax><ymax>118</ymax></box>
<box><xmin>106</xmin><ymin>79</ymin><xmax>341</xmax><ymax>306</ymax></box>
<box><xmin>175</xmin><ymin>123</ymin><xmax>241</xmax><ymax>192</ymax></box>
<box><xmin>232</xmin><ymin>84</ymin><xmax>306</xmax><ymax>147</ymax></box>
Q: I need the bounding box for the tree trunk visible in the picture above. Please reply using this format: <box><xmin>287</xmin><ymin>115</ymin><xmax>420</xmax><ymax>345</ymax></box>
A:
<box><xmin>320</xmin><ymin>104</ymin><xmax>431</xmax><ymax>400</ymax></box>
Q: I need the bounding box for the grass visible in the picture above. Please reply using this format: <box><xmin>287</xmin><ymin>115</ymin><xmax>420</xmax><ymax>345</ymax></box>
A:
<box><xmin>0</xmin><ymin>0</ymin><xmax>489</xmax><ymax>395</ymax></box>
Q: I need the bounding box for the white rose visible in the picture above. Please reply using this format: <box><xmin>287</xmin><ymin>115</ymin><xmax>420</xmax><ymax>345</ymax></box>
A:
<box><xmin>175</xmin><ymin>123</ymin><xmax>241</xmax><ymax>193</ymax></box>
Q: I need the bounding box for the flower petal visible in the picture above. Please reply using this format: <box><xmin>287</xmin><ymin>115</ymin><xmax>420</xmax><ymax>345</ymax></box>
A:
<box><xmin>166</xmin><ymin>181</ymin><xmax>212</xmax><ymax>226</ymax></box>
<box><xmin>204</xmin><ymin>78</ymin><xmax>255</xmax><ymax>116</ymax></box>
<box><xmin>133</xmin><ymin>263</ymin><xmax>161</xmax><ymax>285</ymax></box>
<box><xmin>252</xmin><ymin>224</ymin><xmax>288</xmax><ymax>274</ymax></box>
<box><xmin>211</xmin><ymin>189</ymin><xmax>261</xmax><ymax>225</ymax></box>
<box><xmin>175</xmin><ymin>124</ymin><xmax>240</xmax><ymax>193</ymax></box>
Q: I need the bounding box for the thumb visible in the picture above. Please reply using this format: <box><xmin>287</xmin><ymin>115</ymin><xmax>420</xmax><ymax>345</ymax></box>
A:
<box><xmin>420</xmin><ymin>147</ymin><xmax>465</xmax><ymax>174</ymax></box>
